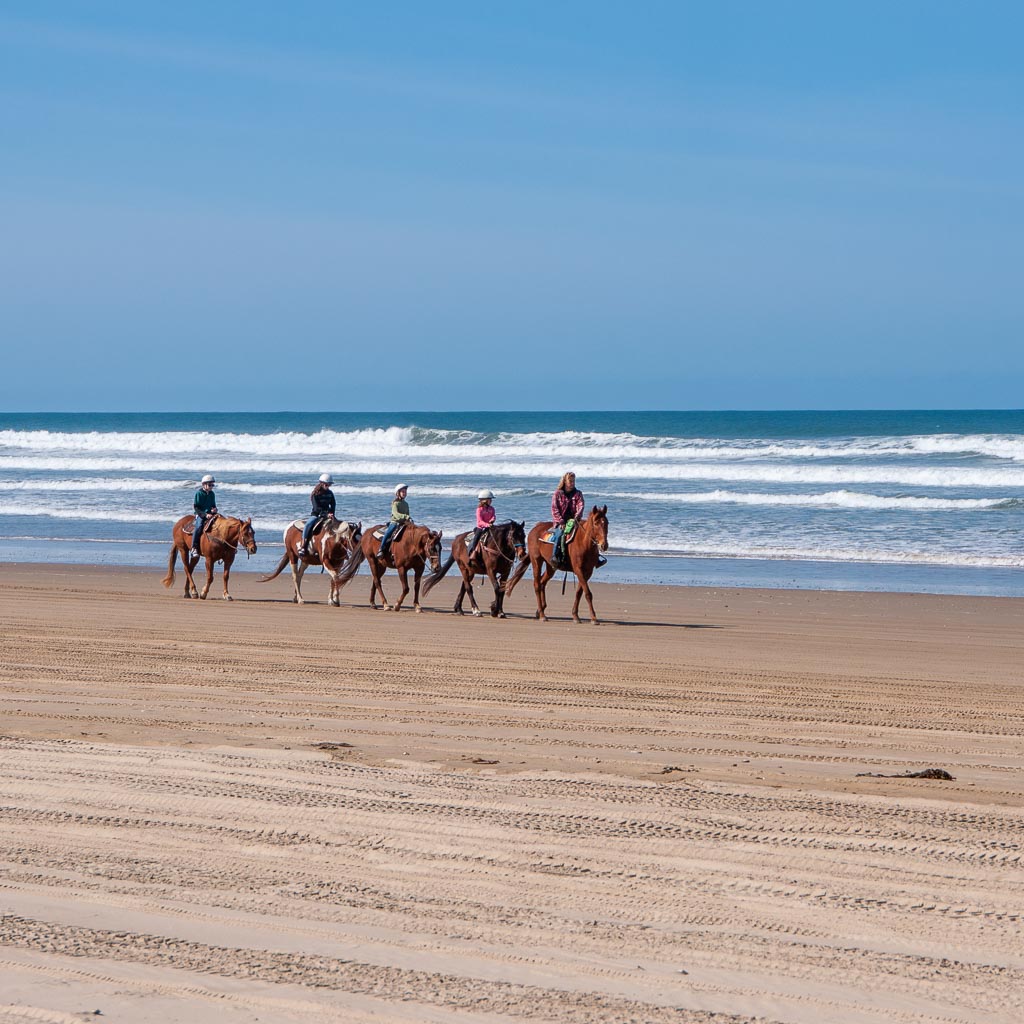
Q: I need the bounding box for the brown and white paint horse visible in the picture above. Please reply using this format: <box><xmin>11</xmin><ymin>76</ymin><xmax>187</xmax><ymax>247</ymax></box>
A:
<box><xmin>163</xmin><ymin>514</ymin><xmax>257</xmax><ymax>601</ymax></box>
<box><xmin>259</xmin><ymin>517</ymin><xmax>362</xmax><ymax>606</ymax></box>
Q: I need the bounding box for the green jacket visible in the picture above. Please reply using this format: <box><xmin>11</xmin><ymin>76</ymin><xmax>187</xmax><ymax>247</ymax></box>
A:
<box><xmin>194</xmin><ymin>488</ymin><xmax>217</xmax><ymax>515</ymax></box>
<box><xmin>390</xmin><ymin>498</ymin><xmax>411</xmax><ymax>523</ymax></box>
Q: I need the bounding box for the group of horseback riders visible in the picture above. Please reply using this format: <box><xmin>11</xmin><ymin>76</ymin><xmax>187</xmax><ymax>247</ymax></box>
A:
<box><xmin>191</xmin><ymin>470</ymin><xmax>599</xmax><ymax>570</ymax></box>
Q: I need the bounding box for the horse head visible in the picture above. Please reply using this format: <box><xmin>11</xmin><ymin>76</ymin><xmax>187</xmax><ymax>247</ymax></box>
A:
<box><xmin>511</xmin><ymin>520</ymin><xmax>527</xmax><ymax>561</ymax></box>
<box><xmin>589</xmin><ymin>505</ymin><xmax>609</xmax><ymax>552</ymax></box>
<box><xmin>424</xmin><ymin>529</ymin><xmax>443</xmax><ymax>572</ymax></box>
<box><xmin>240</xmin><ymin>517</ymin><xmax>258</xmax><ymax>555</ymax></box>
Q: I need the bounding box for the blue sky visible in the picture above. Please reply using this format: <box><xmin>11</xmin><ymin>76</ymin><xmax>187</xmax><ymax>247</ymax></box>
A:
<box><xmin>1</xmin><ymin>2</ymin><xmax>1021</xmax><ymax>411</ymax></box>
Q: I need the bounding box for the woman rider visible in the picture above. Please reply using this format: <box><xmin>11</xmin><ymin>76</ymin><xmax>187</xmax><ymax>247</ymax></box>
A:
<box><xmin>190</xmin><ymin>474</ymin><xmax>218</xmax><ymax>558</ymax></box>
<box><xmin>377</xmin><ymin>483</ymin><xmax>411</xmax><ymax>560</ymax></box>
<box><xmin>550</xmin><ymin>472</ymin><xmax>584</xmax><ymax>567</ymax></box>
<box><xmin>297</xmin><ymin>473</ymin><xmax>336</xmax><ymax>557</ymax></box>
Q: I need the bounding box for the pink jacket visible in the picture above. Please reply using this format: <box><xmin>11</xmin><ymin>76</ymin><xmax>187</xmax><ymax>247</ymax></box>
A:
<box><xmin>476</xmin><ymin>504</ymin><xmax>496</xmax><ymax>529</ymax></box>
<box><xmin>551</xmin><ymin>487</ymin><xmax>584</xmax><ymax>526</ymax></box>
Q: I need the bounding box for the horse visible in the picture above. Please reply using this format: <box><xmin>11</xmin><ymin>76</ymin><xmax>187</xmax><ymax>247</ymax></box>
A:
<box><xmin>258</xmin><ymin>516</ymin><xmax>363</xmax><ymax>606</ymax></box>
<box><xmin>505</xmin><ymin>505</ymin><xmax>609</xmax><ymax>624</ymax></box>
<box><xmin>163</xmin><ymin>514</ymin><xmax>258</xmax><ymax>601</ymax></box>
<box><xmin>421</xmin><ymin>521</ymin><xmax>526</xmax><ymax>617</ymax></box>
<box><xmin>332</xmin><ymin>522</ymin><xmax>443</xmax><ymax>612</ymax></box>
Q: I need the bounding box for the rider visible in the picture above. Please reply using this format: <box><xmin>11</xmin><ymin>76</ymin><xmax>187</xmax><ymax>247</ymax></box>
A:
<box><xmin>191</xmin><ymin>474</ymin><xmax>218</xmax><ymax>558</ymax></box>
<box><xmin>377</xmin><ymin>483</ymin><xmax>411</xmax><ymax>561</ymax></box>
<box><xmin>297</xmin><ymin>473</ymin><xmax>336</xmax><ymax>558</ymax></box>
<box><xmin>550</xmin><ymin>471</ymin><xmax>584</xmax><ymax>567</ymax></box>
<box><xmin>465</xmin><ymin>489</ymin><xmax>496</xmax><ymax>561</ymax></box>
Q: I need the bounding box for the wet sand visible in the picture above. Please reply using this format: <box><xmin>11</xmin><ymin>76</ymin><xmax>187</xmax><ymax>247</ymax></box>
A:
<box><xmin>1</xmin><ymin>562</ymin><xmax>1023</xmax><ymax>1023</ymax></box>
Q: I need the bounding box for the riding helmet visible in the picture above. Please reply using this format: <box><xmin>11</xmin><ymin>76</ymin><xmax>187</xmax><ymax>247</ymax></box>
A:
<box><xmin>477</xmin><ymin>489</ymin><xmax>494</xmax><ymax>500</ymax></box>
<box><xmin>201</xmin><ymin>474</ymin><xmax>215</xmax><ymax>484</ymax></box>
<box><xmin>319</xmin><ymin>473</ymin><xmax>334</xmax><ymax>485</ymax></box>
<box><xmin>394</xmin><ymin>483</ymin><xmax>409</xmax><ymax>495</ymax></box>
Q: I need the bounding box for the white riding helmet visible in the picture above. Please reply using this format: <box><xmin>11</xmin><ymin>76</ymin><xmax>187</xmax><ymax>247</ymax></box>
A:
<box><xmin>201</xmin><ymin>474</ymin><xmax>215</xmax><ymax>484</ymax></box>
<box><xmin>394</xmin><ymin>482</ymin><xmax>409</xmax><ymax>495</ymax></box>
<box><xmin>477</xmin><ymin>489</ymin><xmax>494</xmax><ymax>500</ymax></box>
<box><xmin>319</xmin><ymin>473</ymin><xmax>334</xmax><ymax>485</ymax></box>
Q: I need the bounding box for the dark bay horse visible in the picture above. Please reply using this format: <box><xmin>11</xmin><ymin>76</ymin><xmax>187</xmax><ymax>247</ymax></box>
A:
<box><xmin>163</xmin><ymin>514</ymin><xmax>257</xmax><ymax>601</ymax></box>
<box><xmin>421</xmin><ymin>520</ymin><xmax>526</xmax><ymax>617</ymax></box>
<box><xmin>258</xmin><ymin>517</ymin><xmax>362</xmax><ymax>606</ymax></box>
<box><xmin>333</xmin><ymin>523</ymin><xmax>443</xmax><ymax>612</ymax></box>
<box><xmin>506</xmin><ymin>505</ymin><xmax>609</xmax><ymax>624</ymax></box>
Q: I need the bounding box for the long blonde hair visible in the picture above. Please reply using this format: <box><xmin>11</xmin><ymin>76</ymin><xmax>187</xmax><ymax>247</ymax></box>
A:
<box><xmin>557</xmin><ymin>472</ymin><xmax>576</xmax><ymax>492</ymax></box>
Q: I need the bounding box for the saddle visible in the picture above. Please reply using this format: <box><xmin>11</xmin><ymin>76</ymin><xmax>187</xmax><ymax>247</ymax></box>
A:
<box><xmin>291</xmin><ymin>515</ymin><xmax>333</xmax><ymax>539</ymax></box>
<box><xmin>186</xmin><ymin>513</ymin><xmax>220</xmax><ymax>537</ymax></box>
<box><xmin>372</xmin><ymin>522</ymin><xmax>407</xmax><ymax>543</ymax></box>
<box><xmin>540</xmin><ymin>521</ymin><xmax>577</xmax><ymax>547</ymax></box>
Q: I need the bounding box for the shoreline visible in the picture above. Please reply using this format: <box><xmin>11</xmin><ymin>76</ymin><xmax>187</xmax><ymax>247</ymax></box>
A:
<box><xmin>4</xmin><ymin>546</ymin><xmax>1024</xmax><ymax>597</ymax></box>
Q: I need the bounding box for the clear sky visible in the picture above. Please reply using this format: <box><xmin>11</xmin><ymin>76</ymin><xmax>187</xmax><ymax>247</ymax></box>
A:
<box><xmin>1</xmin><ymin>2</ymin><xmax>1021</xmax><ymax>411</ymax></box>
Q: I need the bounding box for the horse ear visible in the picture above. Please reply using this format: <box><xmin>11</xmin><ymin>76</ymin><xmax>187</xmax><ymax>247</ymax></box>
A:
<box><xmin>437</xmin><ymin>529</ymin><xmax>443</xmax><ymax>539</ymax></box>
<box><xmin>591</xmin><ymin>505</ymin><xmax>599</xmax><ymax>515</ymax></box>
<box><xmin>245</xmin><ymin>517</ymin><xmax>252</xmax><ymax>525</ymax></box>
<box><xmin>519</xmin><ymin>520</ymin><xmax>525</xmax><ymax>529</ymax></box>
<box><xmin>601</xmin><ymin>505</ymin><xmax>607</xmax><ymax>515</ymax></box>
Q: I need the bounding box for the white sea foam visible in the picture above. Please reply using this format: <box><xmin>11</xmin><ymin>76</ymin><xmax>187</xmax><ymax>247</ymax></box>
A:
<box><xmin>6</xmin><ymin>455</ymin><xmax>1024</xmax><ymax>488</ymax></box>
<box><xmin>6</xmin><ymin>426</ymin><xmax>1023</xmax><ymax>462</ymax></box>
<box><xmin>614</xmin><ymin>539</ymin><xmax>1024</xmax><ymax>567</ymax></box>
<box><xmin>604</xmin><ymin>489</ymin><xmax>1016</xmax><ymax>511</ymax></box>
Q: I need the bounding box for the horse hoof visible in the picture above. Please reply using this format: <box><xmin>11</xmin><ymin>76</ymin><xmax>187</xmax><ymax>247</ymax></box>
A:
<box><xmin>182</xmin><ymin>593</ymin><xmax>191</xmax><ymax>600</ymax></box>
<box><xmin>472</xmin><ymin>609</ymin><xmax>482</xmax><ymax>617</ymax></box>
<box><xmin>223</xmin><ymin>594</ymin><xmax>233</xmax><ymax>602</ymax></box>
<box><xmin>415</xmin><ymin>607</ymin><xmax>423</xmax><ymax>614</ymax></box>
<box><xmin>592</xmin><ymin>619</ymin><xmax>601</xmax><ymax>626</ymax></box>
<box><xmin>497</xmin><ymin>612</ymin><xmax>506</xmax><ymax>619</ymax></box>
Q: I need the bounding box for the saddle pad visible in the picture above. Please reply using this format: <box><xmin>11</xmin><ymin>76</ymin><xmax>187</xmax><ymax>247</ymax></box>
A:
<box><xmin>372</xmin><ymin>522</ymin><xmax>407</xmax><ymax>542</ymax></box>
<box><xmin>541</xmin><ymin>523</ymin><xmax>577</xmax><ymax>546</ymax></box>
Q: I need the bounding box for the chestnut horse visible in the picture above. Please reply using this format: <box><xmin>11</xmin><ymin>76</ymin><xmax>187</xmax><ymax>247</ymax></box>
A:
<box><xmin>163</xmin><ymin>514</ymin><xmax>258</xmax><ymax>601</ymax></box>
<box><xmin>505</xmin><ymin>505</ymin><xmax>609</xmax><ymax>624</ymax></box>
<box><xmin>258</xmin><ymin>517</ymin><xmax>363</xmax><ymax>606</ymax></box>
<box><xmin>421</xmin><ymin>521</ymin><xmax>526</xmax><ymax>617</ymax></box>
<box><xmin>333</xmin><ymin>523</ymin><xmax>443</xmax><ymax>612</ymax></box>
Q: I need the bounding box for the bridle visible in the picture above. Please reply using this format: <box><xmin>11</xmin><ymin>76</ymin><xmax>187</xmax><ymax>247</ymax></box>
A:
<box><xmin>480</xmin><ymin>524</ymin><xmax>523</xmax><ymax>564</ymax></box>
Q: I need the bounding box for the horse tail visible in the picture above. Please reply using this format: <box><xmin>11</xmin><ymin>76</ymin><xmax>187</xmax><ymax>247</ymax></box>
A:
<box><xmin>504</xmin><ymin>554</ymin><xmax>531</xmax><ymax>596</ymax></box>
<box><xmin>332</xmin><ymin>544</ymin><xmax>366</xmax><ymax>589</ymax></box>
<box><xmin>162</xmin><ymin>544</ymin><xmax>178</xmax><ymax>588</ymax></box>
<box><xmin>421</xmin><ymin>553</ymin><xmax>455</xmax><ymax>597</ymax></box>
<box><xmin>259</xmin><ymin>551</ymin><xmax>291</xmax><ymax>583</ymax></box>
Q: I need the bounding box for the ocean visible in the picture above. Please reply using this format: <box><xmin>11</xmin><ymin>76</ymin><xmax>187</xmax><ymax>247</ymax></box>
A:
<box><xmin>2</xmin><ymin>410</ymin><xmax>1023</xmax><ymax>596</ymax></box>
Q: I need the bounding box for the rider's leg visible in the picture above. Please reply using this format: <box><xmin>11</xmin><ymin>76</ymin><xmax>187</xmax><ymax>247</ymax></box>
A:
<box><xmin>465</xmin><ymin>527</ymin><xmax>484</xmax><ymax>559</ymax></box>
<box><xmin>549</xmin><ymin>526</ymin><xmax>563</xmax><ymax>565</ymax></box>
<box><xmin>378</xmin><ymin>522</ymin><xmax>397</xmax><ymax>559</ymax></box>
<box><xmin>191</xmin><ymin>514</ymin><xmax>204</xmax><ymax>556</ymax></box>
<box><xmin>298</xmin><ymin>515</ymin><xmax>317</xmax><ymax>555</ymax></box>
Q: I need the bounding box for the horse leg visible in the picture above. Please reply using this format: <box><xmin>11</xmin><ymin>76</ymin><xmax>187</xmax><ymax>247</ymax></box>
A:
<box><xmin>579</xmin><ymin>571</ymin><xmax>599</xmax><ymax>624</ymax></box>
<box><xmin>182</xmin><ymin>545</ymin><xmax>200</xmax><ymax>598</ymax></box>
<box><xmin>328</xmin><ymin>569</ymin><xmax>341</xmax><ymax>607</ymax></box>
<box><xmin>534</xmin><ymin>556</ymin><xmax>554</xmax><ymax>621</ymax></box>
<box><xmin>412</xmin><ymin>565</ymin><xmax>426</xmax><ymax>613</ymax></box>
<box><xmin>221</xmin><ymin>554</ymin><xmax>234</xmax><ymax>601</ymax></box>
<box><xmin>486</xmin><ymin>565</ymin><xmax>503</xmax><ymax>618</ymax></box>
<box><xmin>371</xmin><ymin>563</ymin><xmax>390</xmax><ymax>610</ymax></box>
<box><xmin>200</xmin><ymin>555</ymin><xmax>214</xmax><ymax>599</ymax></box>
<box><xmin>459</xmin><ymin>563</ymin><xmax>481</xmax><ymax>616</ymax></box>
<box><xmin>176</xmin><ymin>544</ymin><xmax>192</xmax><ymax>598</ymax></box>
<box><xmin>293</xmin><ymin>560</ymin><xmax>308</xmax><ymax>604</ymax></box>
<box><xmin>393</xmin><ymin>567</ymin><xmax>410</xmax><ymax>612</ymax></box>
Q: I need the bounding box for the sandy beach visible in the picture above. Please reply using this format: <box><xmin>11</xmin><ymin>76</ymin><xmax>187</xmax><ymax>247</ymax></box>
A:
<box><xmin>1</xmin><ymin>562</ymin><xmax>1023</xmax><ymax>1023</ymax></box>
